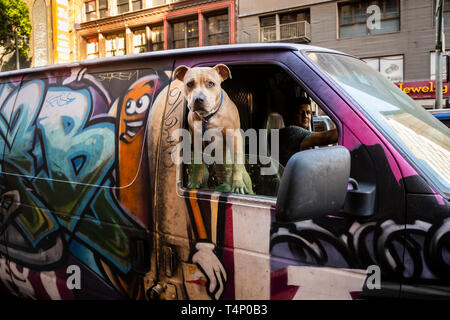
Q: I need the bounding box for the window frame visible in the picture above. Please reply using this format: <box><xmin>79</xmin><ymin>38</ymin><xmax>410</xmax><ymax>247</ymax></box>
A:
<box><xmin>177</xmin><ymin>59</ymin><xmax>340</xmax><ymax>200</ymax></box>
<box><xmin>105</xmin><ymin>33</ymin><xmax>126</xmax><ymax>57</ymax></box>
<box><xmin>85</xmin><ymin>0</ymin><xmax>97</xmax><ymax>21</ymax></box>
<box><xmin>259</xmin><ymin>8</ymin><xmax>311</xmax><ymax>43</ymax></box>
<box><xmin>362</xmin><ymin>54</ymin><xmax>404</xmax><ymax>82</ymax></box>
<box><xmin>86</xmin><ymin>36</ymin><xmax>99</xmax><ymax>59</ymax></box>
<box><xmin>205</xmin><ymin>12</ymin><xmax>230</xmax><ymax>46</ymax></box>
<box><xmin>151</xmin><ymin>25</ymin><xmax>165</xmax><ymax>51</ymax></box>
<box><xmin>84</xmin><ymin>0</ymin><xmax>109</xmax><ymax>21</ymax></box>
<box><xmin>338</xmin><ymin>0</ymin><xmax>401</xmax><ymax>39</ymax></box>
<box><xmin>172</xmin><ymin>18</ymin><xmax>199</xmax><ymax>49</ymax></box>
<box><xmin>132</xmin><ymin>28</ymin><xmax>147</xmax><ymax>54</ymax></box>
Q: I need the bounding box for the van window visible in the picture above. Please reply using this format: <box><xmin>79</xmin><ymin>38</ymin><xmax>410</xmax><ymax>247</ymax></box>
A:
<box><xmin>182</xmin><ymin>64</ymin><xmax>338</xmax><ymax>197</ymax></box>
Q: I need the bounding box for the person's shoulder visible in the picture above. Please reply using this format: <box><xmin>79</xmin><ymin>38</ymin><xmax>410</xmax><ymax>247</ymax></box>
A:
<box><xmin>281</xmin><ymin>125</ymin><xmax>311</xmax><ymax>135</ymax></box>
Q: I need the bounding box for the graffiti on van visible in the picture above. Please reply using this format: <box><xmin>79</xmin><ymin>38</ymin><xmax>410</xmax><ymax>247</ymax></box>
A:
<box><xmin>270</xmin><ymin>144</ymin><xmax>450</xmax><ymax>298</ymax></box>
<box><xmin>0</xmin><ymin>67</ymin><xmax>162</xmax><ymax>299</ymax></box>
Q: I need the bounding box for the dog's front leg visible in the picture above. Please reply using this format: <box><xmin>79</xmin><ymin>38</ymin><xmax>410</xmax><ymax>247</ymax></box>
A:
<box><xmin>187</xmin><ymin>125</ymin><xmax>209</xmax><ymax>189</ymax></box>
<box><xmin>228</xmin><ymin>130</ymin><xmax>253</xmax><ymax>194</ymax></box>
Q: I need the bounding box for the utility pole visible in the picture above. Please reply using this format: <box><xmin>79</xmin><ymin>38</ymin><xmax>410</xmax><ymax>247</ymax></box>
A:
<box><xmin>435</xmin><ymin>0</ymin><xmax>445</xmax><ymax>109</ymax></box>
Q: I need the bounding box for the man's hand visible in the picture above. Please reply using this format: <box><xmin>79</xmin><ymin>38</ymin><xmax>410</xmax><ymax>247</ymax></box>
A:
<box><xmin>192</xmin><ymin>242</ymin><xmax>227</xmax><ymax>300</ymax></box>
<box><xmin>301</xmin><ymin>128</ymin><xmax>338</xmax><ymax>150</ymax></box>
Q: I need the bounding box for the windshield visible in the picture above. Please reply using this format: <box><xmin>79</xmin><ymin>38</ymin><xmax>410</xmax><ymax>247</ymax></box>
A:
<box><xmin>306</xmin><ymin>52</ymin><xmax>450</xmax><ymax>197</ymax></box>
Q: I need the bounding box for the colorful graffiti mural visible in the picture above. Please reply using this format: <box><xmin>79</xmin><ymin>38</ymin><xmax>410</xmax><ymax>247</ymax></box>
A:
<box><xmin>0</xmin><ymin>66</ymin><xmax>164</xmax><ymax>299</ymax></box>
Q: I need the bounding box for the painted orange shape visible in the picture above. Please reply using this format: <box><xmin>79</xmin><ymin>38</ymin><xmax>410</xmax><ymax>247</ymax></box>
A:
<box><xmin>118</xmin><ymin>74</ymin><xmax>159</xmax><ymax>228</ymax></box>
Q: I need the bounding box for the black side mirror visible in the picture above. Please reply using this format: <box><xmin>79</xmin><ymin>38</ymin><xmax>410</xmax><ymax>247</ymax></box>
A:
<box><xmin>275</xmin><ymin>146</ymin><xmax>350</xmax><ymax>222</ymax></box>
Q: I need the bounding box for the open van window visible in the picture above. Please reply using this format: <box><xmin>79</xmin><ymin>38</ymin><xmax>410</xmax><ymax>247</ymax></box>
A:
<box><xmin>181</xmin><ymin>63</ymin><xmax>338</xmax><ymax>197</ymax></box>
<box><xmin>307</xmin><ymin>52</ymin><xmax>450</xmax><ymax>198</ymax></box>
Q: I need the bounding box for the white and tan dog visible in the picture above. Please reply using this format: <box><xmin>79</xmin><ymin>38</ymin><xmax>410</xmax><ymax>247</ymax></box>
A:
<box><xmin>174</xmin><ymin>64</ymin><xmax>253</xmax><ymax>194</ymax></box>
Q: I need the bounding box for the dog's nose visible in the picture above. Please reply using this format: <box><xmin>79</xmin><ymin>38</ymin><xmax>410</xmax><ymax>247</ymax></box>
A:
<box><xmin>195</xmin><ymin>97</ymin><xmax>204</xmax><ymax>105</ymax></box>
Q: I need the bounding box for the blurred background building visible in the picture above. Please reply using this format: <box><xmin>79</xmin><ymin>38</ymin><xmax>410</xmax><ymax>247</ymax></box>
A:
<box><xmin>76</xmin><ymin>0</ymin><xmax>235</xmax><ymax>60</ymax></box>
<box><xmin>237</xmin><ymin>0</ymin><xmax>450</xmax><ymax>108</ymax></box>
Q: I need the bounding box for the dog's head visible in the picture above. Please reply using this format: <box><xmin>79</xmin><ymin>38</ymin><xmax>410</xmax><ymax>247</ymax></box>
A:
<box><xmin>173</xmin><ymin>64</ymin><xmax>232</xmax><ymax>117</ymax></box>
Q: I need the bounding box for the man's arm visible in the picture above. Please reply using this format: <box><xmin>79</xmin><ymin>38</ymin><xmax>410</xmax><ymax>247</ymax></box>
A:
<box><xmin>300</xmin><ymin>128</ymin><xmax>338</xmax><ymax>150</ymax></box>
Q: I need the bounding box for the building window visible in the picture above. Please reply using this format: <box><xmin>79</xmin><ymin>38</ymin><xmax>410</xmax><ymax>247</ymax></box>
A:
<box><xmin>260</xmin><ymin>15</ymin><xmax>276</xmax><ymax>42</ymax></box>
<box><xmin>133</xmin><ymin>29</ymin><xmax>147</xmax><ymax>54</ymax></box>
<box><xmin>105</xmin><ymin>33</ymin><xmax>126</xmax><ymax>56</ymax></box>
<box><xmin>132</xmin><ymin>0</ymin><xmax>142</xmax><ymax>11</ymax></box>
<box><xmin>85</xmin><ymin>1</ymin><xmax>97</xmax><ymax>21</ymax></box>
<box><xmin>173</xmin><ymin>19</ymin><xmax>198</xmax><ymax>49</ymax></box>
<box><xmin>84</xmin><ymin>0</ymin><xmax>108</xmax><ymax>21</ymax></box>
<box><xmin>117</xmin><ymin>0</ymin><xmax>142</xmax><ymax>14</ymax></box>
<box><xmin>362</xmin><ymin>55</ymin><xmax>403</xmax><ymax>82</ymax></box>
<box><xmin>259</xmin><ymin>9</ymin><xmax>311</xmax><ymax>43</ymax></box>
<box><xmin>339</xmin><ymin>0</ymin><xmax>400</xmax><ymax>38</ymax></box>
<box><xmin>99</xmin><ymin>0</ymin><xmax>108</xmax><ymax>17</ymax></box>
<box><xmin>151</xmin><ymin>25</ymin><xmax>164</xmax><ymax>51</ymax></box>
<box><xmin>117</xmin><ymin>0</ymin><xmax>129</xmax><ymax>14</ymax></box>
<box><xmin>279</xmin><ymin>10</ymin><xmax>310</xmax><ymax>40</ymax></box>
<box><xmin>86</xmin><ymin>37</ymin><xmax>99</xmax><ymax>59</ymax></box>
<box><xmin>207</xmin><ymin>13</ymin><xmax>229</xmax><ymax>46</ymax></box>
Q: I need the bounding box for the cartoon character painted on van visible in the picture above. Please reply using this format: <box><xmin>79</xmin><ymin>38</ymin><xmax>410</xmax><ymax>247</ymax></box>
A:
<box><xmin>0</xmin><ymin>47</ymin><xmax>448</xmax><ymax>300</ymax></box>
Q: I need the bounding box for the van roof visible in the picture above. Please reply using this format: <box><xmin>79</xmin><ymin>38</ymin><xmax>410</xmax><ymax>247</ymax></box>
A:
<box><xmin>0</xmin><ymin>43</ymin><xmax>346</xmax><ymax>78</ymax></box>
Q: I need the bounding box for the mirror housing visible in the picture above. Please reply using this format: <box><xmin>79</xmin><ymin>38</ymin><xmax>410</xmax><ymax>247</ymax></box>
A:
<box><xmin>275</xmin><ymin>146</ymin><xmax>350</xmax><ymax>222</ymax></box>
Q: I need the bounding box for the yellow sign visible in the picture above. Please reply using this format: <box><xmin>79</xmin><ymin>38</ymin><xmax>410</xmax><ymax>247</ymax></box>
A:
<box><xmin>52</xmin><ymin>0</ymin><xmax>71</xmax><ymax>63</ymax></box>
<box><xmin>396</xmin><ymin>81</ymin><xmax>450</xmax><ymax>98</ymax></box>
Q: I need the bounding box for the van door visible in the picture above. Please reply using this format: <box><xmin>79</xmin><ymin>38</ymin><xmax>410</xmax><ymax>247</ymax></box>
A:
<box><xmin>0</xmin><ymin>57</ymin><xmax>174</xmax><ymax>300</ymax></box>
<box><xmin>287</xmin><ymin>50</ymin><xmax>407</xmax><ymax>298</ymax></box>
<box><xmin>152</xmin><ymin>49</ymin><xmax>405</xmax><ymax>300</ymax></box>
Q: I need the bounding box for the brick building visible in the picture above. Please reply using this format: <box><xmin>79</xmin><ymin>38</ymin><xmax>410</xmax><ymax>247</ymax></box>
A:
<box><xmin>75</xmin><ymin>0</ymin><xmax>236</xmax><ymax>60</ymax></box>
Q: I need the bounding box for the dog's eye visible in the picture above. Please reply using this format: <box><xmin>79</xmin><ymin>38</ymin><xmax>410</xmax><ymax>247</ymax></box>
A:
<box><xmin>186</xmin><ymin>81</ymin><xmax>194</xmax><ymax>88</ymax></box>
<box><xmin>207</xmin><ymin>81</ymin><xmax>215</xmax><ymax>88</ymax></box>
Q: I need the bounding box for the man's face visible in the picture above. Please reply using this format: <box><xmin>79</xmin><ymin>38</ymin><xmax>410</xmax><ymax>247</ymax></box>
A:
<box><xmin>295</xmin><ymin>103</ymin><xmax>312</xmax><ymax>129</ymax></box>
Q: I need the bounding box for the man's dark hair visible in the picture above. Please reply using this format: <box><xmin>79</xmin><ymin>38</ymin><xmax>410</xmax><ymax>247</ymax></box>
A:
<box><xmin>288</xmin><ymin>96</ymin><xmax>311</xmax><ymax>113</ymax></box>
<box><xmin>295</xmin><ymin>96</ymin><xmax>311</xmax><ymax>107</ymax></box>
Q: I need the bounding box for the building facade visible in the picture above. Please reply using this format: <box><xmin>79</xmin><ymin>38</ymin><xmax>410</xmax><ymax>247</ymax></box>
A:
<box><xmin>27</xmin><ymin>0</ymin><xmax>83</xmax><ymax>67</ymax></box>
<box><xmin>237</xmin><ymin>0</ymin><xmax>450</xmax><ymax>108</ymax></box>
<box><xmin>75</xmin><ymin>0</ymin><xmax>236</xmax><ymax>60</ymax></box>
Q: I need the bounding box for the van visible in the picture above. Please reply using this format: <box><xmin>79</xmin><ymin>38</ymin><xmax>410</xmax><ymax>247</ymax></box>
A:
<box><xmin>0</xmin><ymin>43</ymin><xmax>448</xmax><ymax>300</ymax></box>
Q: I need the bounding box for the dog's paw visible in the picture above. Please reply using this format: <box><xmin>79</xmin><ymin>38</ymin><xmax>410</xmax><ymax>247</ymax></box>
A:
<box><xmin>231</xmin><ymin>179</ymin><xmax>249</xmax><ymax>194</ymax></box>
<box><xmin>187</xmin><ymin>181</ymin><xmax>201</xmax><ymax>189</ymax></box>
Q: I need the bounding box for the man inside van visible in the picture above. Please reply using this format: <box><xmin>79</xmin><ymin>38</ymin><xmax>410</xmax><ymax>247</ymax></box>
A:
<box><xmin>278</xmin><ymin>97</ymin><xmax>338</xmax><ymax>166</ymax></box>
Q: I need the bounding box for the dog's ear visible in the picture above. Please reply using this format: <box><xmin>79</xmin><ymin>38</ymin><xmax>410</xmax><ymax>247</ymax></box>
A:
<box><xmin>213</xmin><ymin>64</ymin><xmax>232</xmax><ymax>81</ymax></box>
<box><xmin>174</xmin><ymin>65</ymin><xmax>190</xmax><ymax>81</ymax></box>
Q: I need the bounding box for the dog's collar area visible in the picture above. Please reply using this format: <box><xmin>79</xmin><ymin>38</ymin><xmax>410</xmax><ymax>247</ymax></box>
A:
<box><xmin>203</xmin><ymin>90</ymin><xmax>224</xmax><ymax>123</ymax></box>
<box><xmin>201</xmin><ymin>90</ymin><xmax>223</xmax><ymax>135</ymax></box>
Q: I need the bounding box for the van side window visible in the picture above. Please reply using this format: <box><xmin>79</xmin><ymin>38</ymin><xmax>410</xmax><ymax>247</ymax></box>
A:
<box><xmin>182</xmin><ymin>64</ymin><xmax>338</xmax><ymax>197</ymax></box>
